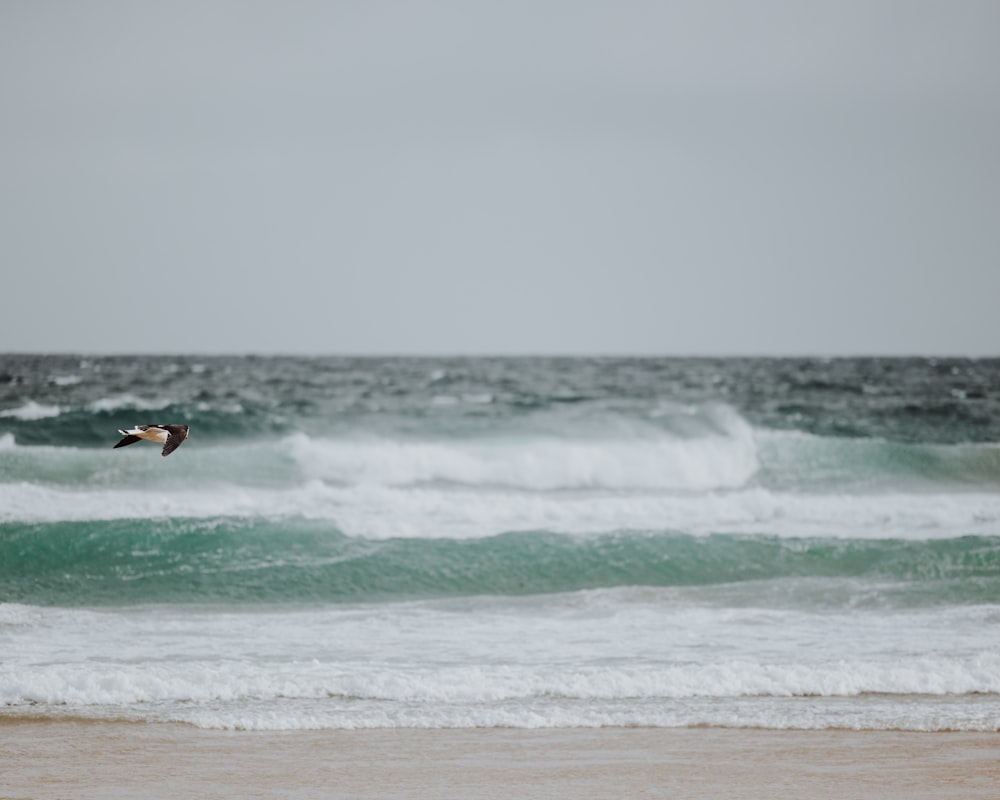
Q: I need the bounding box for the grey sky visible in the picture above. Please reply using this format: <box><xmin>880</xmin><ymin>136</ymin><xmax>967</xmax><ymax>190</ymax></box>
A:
<box><xmin>2</xmin><ymin>0</ymin><xmax>998</xmax><ymax>355</ymax></box>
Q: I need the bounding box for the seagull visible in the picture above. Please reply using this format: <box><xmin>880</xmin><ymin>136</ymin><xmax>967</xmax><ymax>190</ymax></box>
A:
<box><xmin>113</xmin><ymin>424</ymin><xmax>189</xmax><ymax>457</ymax></box>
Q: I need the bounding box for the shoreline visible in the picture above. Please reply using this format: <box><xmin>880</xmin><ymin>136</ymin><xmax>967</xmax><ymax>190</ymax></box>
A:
<box><xmin>2</xmin><ymin>722</ymin><xmax>998</xmax><ymax>799</ymax></box>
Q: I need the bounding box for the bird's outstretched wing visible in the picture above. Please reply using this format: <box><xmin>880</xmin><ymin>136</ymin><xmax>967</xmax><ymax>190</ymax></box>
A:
<box><xmin>114</xmin><ymin>435</ymin><xmax>142</xmax><ymax>449</ymax></box>
<box><xmin>161</xmin><ymin>426</ymin><xmax>188</xmax><ymax>457</ymax></box>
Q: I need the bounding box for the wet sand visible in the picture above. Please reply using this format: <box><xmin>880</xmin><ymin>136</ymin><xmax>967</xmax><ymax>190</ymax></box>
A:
<box><xmin>2</xmin><ymin>721</ymin><xmax>997</xmax><ymax>799</ymax></box>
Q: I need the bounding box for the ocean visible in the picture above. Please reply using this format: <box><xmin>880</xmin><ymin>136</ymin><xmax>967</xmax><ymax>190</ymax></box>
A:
<box><xmin>1</xmin><ymin>355</ymin><xmax>998</xmax><ymax>732</ymax></box>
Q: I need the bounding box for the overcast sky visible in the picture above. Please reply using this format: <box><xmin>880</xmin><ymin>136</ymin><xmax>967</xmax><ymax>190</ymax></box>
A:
<box><xmin>2</xmin><ymin>0</ymin><xmax>998</xmax><ymax>356</ymax></box>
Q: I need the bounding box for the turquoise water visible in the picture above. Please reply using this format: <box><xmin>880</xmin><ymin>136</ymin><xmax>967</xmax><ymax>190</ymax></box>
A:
<box><xmin>3</xmin><ymin>521</ymin><xmax>1000</xmax><ymax>606</ymax></box>
<box><xmin>1</xmin><ymin>356</ymin><xmax>999</xmax><ymax>730</ymax></box>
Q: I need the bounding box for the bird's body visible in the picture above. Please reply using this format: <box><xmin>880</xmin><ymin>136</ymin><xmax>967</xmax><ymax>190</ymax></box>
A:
<box><xmin>114</xmin><ymin>424</ymin><xmax>189</xmax><ymax>456</ymax></box>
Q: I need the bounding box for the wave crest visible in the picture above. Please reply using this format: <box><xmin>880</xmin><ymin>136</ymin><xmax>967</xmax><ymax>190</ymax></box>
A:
<box><xmin>287</xmin><ymin>405</ymin><xmax>759</xmax><ymax>491</ymax></box>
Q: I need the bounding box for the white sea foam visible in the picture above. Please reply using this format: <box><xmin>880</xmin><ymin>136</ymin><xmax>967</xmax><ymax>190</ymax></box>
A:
<box><xmin>88</xmin><ymin>393</ymin><xmax>173</xmax><ymax>412</ymax></box>
<box><xmin>0</xmin><ymin>401</ymin><xmax>62</xmax><ymax>420</ymax></box>
<box><xmin>0</xmin><ymin>657</ymin><xmax>1000</xmax><ymax>705</ymax></box>
<box><xmin>0</xmin><ymin>392</ymin><xmax>174</xmax><ymax>418</ymax></box>
<box><xmin>170</xmin><ymin>695</ymin><xmax>1000</xmax><ymax>732</ymax></box>
<box><xmin>3</xmin><ymin>657</ymin><xmax>998</xmax><ymax>731</ymax></box>
<box><xmin>4</xmin><ymin>656</ymin><xmax>998</xmax><ymax>707</ymax></box>
<box><xmin>3</xmin><ymin>599</ymin><xmax>997</xmax><ymax>732</ymax></box>
<box><xmin>1</xmin><ymin>480</ymin><xmax>998</xmax><ymax>540</ymax></box>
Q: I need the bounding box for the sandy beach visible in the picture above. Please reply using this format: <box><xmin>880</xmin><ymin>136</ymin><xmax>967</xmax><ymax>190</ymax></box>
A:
<box><xmin>2</xmin><ymin>721</ymin><xmax>997</xmax><ymax>800</ymax></box>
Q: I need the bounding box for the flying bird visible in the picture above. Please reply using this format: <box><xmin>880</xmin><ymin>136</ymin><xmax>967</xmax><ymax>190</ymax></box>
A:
<box><xmin>114</xmin><ymin>424</ymin><xmax>189</xmax><ymax>457</ymax></box>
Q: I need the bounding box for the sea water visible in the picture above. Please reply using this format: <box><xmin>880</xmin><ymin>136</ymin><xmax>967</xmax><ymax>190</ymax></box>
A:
<box><xmin>1</xmin><ymin>356</ymin><xmax>998</xmax><ymax>730</ymax></box>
